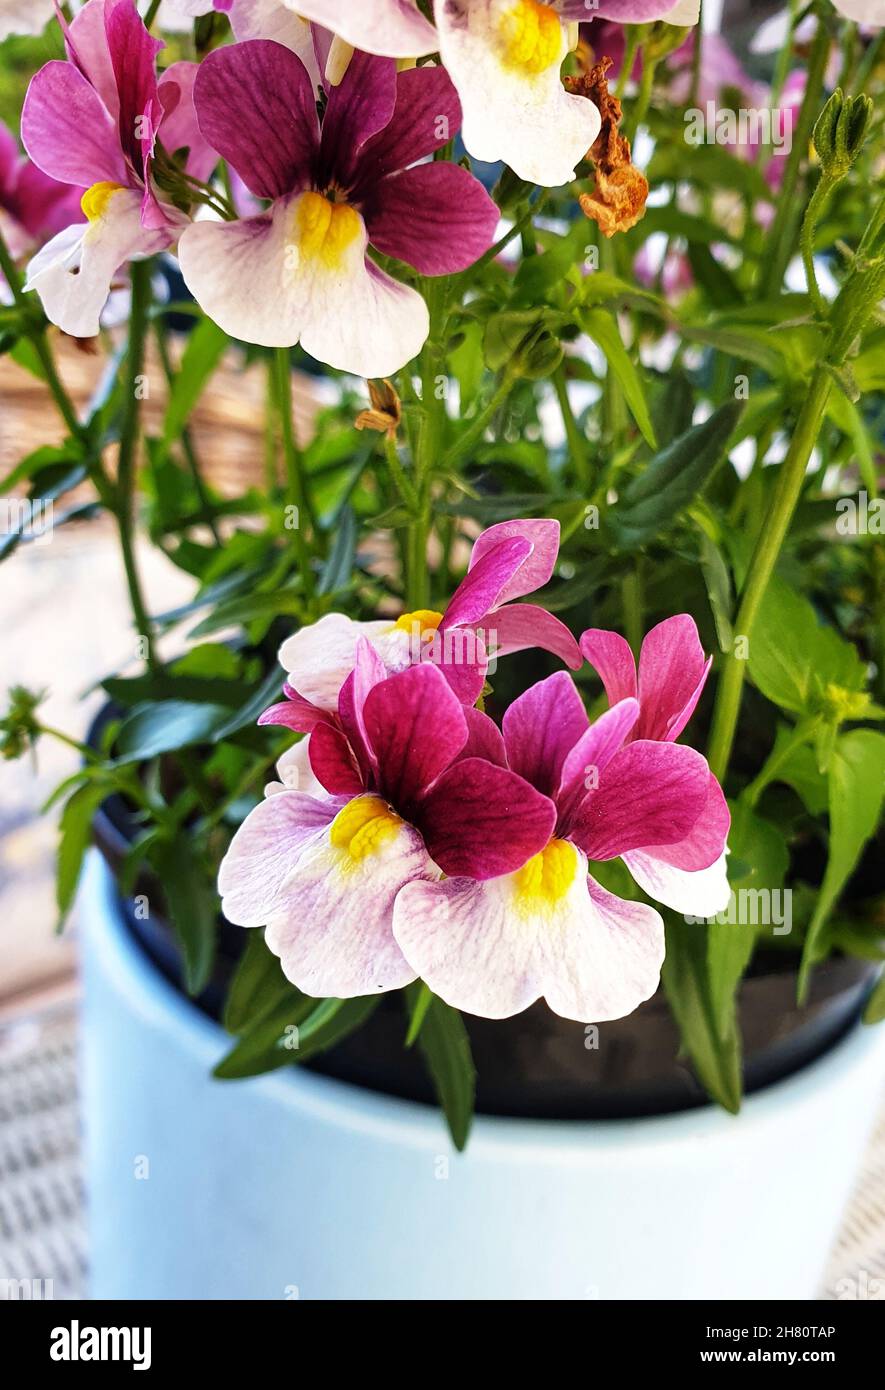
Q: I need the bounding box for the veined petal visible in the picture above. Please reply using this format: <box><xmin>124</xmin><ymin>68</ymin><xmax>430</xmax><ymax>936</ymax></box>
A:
<box><xmin>624</xmin><ymin>849</ymin><xmax>730</xmax><ymax>919</ymax></box>
<box><xmin>636</xmin><ymin>614</ymin><xmax>712</xmax><ymax>742</ymax></box>
<box><xmin>193</xmin><ymin>39</ymin><xmax>319</xmax><ymax>200</ymax></box>
<box><xmin>319</xmin><ymin>49</ymin><xmax>397</xmax><ymax>191</ymax></box>
<box><xmin>354</xmin><ymin>65</ymin><xmax>463</xmax><ymax>190</ymax></box>
<box><xmin>416</xmin><ymin>757</ymin><xmax>556</xmax><ymax>879</ymax></box>
<box><xmin>556</xmin><ymin>697</ymin><xmax>639</xmax><ymax>825</ymax></box>
<box><xmin>308</xmin><ymin>721</ymin><xmax>364</xmax><ymax>796</ymax></box>
<box><xmin>363</xmin><ymin>663</ymin><xmax>467</xmax><ymax>814</ymax></box>
<box><xmin>228</xmin><ymin>0</ymin><xmax>322</xmax><ymax>90</ymax></box>
<box><xmin>573</xmin><ymin>1</ymin><xmax>698</xmax><ymax>19</ymax></box>
<box><xmin>278</xmin><ymin>613</ymin><xmax>392</xmax><ymax>712</ymax></box>
<box><xmin>21</xmin><ymin>61</ymin><xmax>127</xmax><ymax>188</ymax></box>
<box><xmin>460</xmin><ymin>706</ymin><xmax>508</xmax><ymax>766</ymax></box>
<box><xmin>104</xmin><ymin>0</ymin><xmax>164</xmax><ymax>174</ymax></box>
<box><xmin>179</xmin><ymin>194</ymin><xmax>430</xmax><ymax>373</ymax></box>
<box><xmin>157</xmin><ymin>61</ymin><xmax>219</xmax><ymax>185</ymax></box>
<box><xmin>433</xmin><ymin>0</ymin><xmax>600</xmax><ymax>187</ymax></box>
<box><xmin>643</xmin><ymin>772</ymin><xmax>731</xmax><ymax>873</ymax></box>
<box><xmin>364</xmin><ymin>162</ymin><xmax>498</xmax><ymax>275</ymax></box>
<box><xmin>263</xmin><ymin>796</ymin><xmax>438</xmax><ymax>997</ymax></box>
<box><xmin>502</xmin><ymin>671</ymin><xmax>589</xmax><ymax>797</ymax></box>
<box><xmin>469</xmin><ymin>517</ymin><xmax>560</xmax><ymax>603</ymax></box>
<box><xmin>571</xmin><ymin>739</ymin><xmax>709</xmax><ymax>861</ymax></box>
<box><xmin>441</xmin><ymin>535</ymin><xmax>532</xmax><ymax>630</ymax></box>
<box><xmin>25</xmin><ymin>188</ymin><xmax>174</xmax><ymax>338</ymax></box>
<box><xmin>481</xmin><ymin>603</ymin><xmax>582</xmax><ymax>670</ymax></box>
<box><xmin>579</xmin><ymin>628</ymin><xmax>638</xmax><ymax>708</ymax></box>
<box><xmin>218</xmin><ymin>789</ymin><xmax>344</xmax><ymax>926</ymax></box>
<box><xmin>295</xmin><ymin>0</ymin><xmax>439</xmax><ymax>57</ymax></box>
<box><xmin>393</xmin><ymin>845</ymin><xmax>664</xmax><ymax>1022</ymax></box>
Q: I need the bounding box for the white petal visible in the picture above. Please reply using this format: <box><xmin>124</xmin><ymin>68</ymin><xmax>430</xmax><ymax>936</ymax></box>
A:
<box><xmin>434</xmin><ymin>0</ymin><xmax>600</xmax><ymax>186</ymax></box>
<box><xmin>264</xmin><ymin>797</ymin><xmax>439</xmax><ymax>996</ymax></box>
<box><xmin>624</xmin><ymin>848</ymin><xmax>731</xmax><ymax>918</ymax></box>
<box><xmin>218</xmin><ymin>790</ymin><xmax>343</xmax><ymax>927</ymax></box>
<box><xmin>178</xmin><ymin>193</ymin><xmax>430</xmax><ymax>375</ymax></box>
<box><xmin>265</xmin><ymin>738</ymin><xmax>326</xmax><ymax>798</ymax></box>
<box><xmin>394</xmin><ymin>840</ymin><xmax>664</xmax><ymax>1022</ymax></box>
<box><xmin>278</xmin><ymin>613</ymin><xmax>393</xmax><ymax>710</ymax></box>
<box><xmin>25</xmin><ymin>189</ymin><xmax>174</xmax><ymax>338</ymax></box>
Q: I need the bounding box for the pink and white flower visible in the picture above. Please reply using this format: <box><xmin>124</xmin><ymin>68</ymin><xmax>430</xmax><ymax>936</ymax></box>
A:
<box><xmin>0</xmin><ymin>120</ymin><xmax>84</xmax><ymax>264</ymax></box>
<box><xmin>20</xmin><ymin>0</ymin><xmax>214</xmax><ymax>336</ymax></box>
<box><xmin>580</xmin><ymin>615</ymin><xmax>731</xmax><ymax>914</ymax></box>
<box><xmin>219</xmin><ymin>649</ymin><xmax>555</xmax><ymax>997</ymax></box>
<box><xmin>263</xmin><ymin>519</ymin><xmax>582</xmax><ymax>728</ymax></box>
<box><xmin>178</xmin><ymin>38</ymin><xmax>497</xmax><ymax>376</ymax></box>
<box><xmin>394</xmin><ymin>666</ymin><xmax>729</xmax><ymax>1022</ymax></box>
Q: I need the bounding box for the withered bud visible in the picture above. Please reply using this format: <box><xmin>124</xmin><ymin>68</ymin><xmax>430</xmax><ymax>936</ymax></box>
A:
<box><xmin>566</xmin><ymin>57</ymin><xmax>649</xmax><ymax>239</ymax></box>
<box><xmin>355</xmin><ymin>378</ymin><xmax>402</xmax><ymax>440</ymax></box>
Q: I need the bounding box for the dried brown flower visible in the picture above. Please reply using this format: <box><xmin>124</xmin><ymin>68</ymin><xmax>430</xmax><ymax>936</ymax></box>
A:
<box><xmin>566</xmin><ymin>56</ymin><xmax>649</xmax><ymax>238</ymax></box>
<box><xmin>355</xmin><ymin>378</ymin><xmax>402</xmax><ymax>440</ymax></box>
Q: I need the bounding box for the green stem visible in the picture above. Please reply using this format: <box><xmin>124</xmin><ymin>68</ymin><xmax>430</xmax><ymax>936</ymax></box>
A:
<box><xmin>800</xmin><ymin>170</ymin><xmax>840</xmax><ymax>317</ymax></box>
<box><xmin>623</xmin><ymin>48</ymin><xmax>658</xmax><ymax>147</ymax></box>
<box><xmin>743</xmin><ymin>715</ymin><xmax>822</xmax><ymax>810</ymax></box>
<box><xmin>384</xmin><ymin>435</ymin><xmax>420</xmax><ymax>514</ymax></box>
<box><xmin>617</xmin><ymin>27</ymin><xmax>642</xmax><ymax>101</ymax></box>
<box><xmin>154</xmin><ymin>322</ymin><xmax>222</xmax><ymax>545</ymax></box>
<box><xmin>552</xmin><ymin>364</ymin><xmax>591</xmax><ymax>490</ymax></box>
<box><xmin>272</xmin><ymin>348</ymin><xmax>315</xmax><ymax>601</ymax></box>
<box><xmin>854</xmin><ymin>28</ymin><xmax>885</xmax><ymax>91</ymax></box>
<box><xmin>759</xmin><ymin>15</ymin><xmax>831</xmax><ymax>300</ymax></box>
<box><xmin>143</xmin><ymin>0</ymin><xmax>163</xmax><ymax>28</ymax></box>
<box><xmin>707</xmin><ymin>365</ymin><xmax>833</xmax><ymax>780</ymax></box>
<box><xmin>116</xmin><ymin>260</ymin><xmax>156</xmax><ymax>670</ymax></box>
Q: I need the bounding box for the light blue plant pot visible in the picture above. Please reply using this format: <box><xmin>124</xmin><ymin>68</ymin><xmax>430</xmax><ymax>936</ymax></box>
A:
<box><xmin>80</xmin><ymin>850</ymin><xmax>885</xmax><ymax>1300</ymax></box>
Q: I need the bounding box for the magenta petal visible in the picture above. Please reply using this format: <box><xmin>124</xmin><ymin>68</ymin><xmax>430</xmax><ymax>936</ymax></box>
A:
<box><xmin>258</xmin><ymin>686</ymin><xmax>332</xmax><ymax>733</ymax></box>
<box><xmin>636</xmin><ymin>615</ymin><xmax>712</xmax><ymax>742</ymax></box>
<box><xmin>572</xmin><ymin>740</ymin><xmax>710</xmax><ymax>862</ymax></box>
<box><xmin>639</xmin><ymin>772</ymin><xmax>730</xmax><ymax>872</ymax></box>
<box><xmin>459</xmin><ymin>706</ymin><xmax>508</xmax><ymax>767</ymax></box>
<box><xmin>356</xmin><ymin>66</ymin><xmax>462</xmax><ymax>190</ymax></box>
<box><xmin>417</xmin><ymin>758</ymin><xmax>557</xmax><ymax>880</ymax></box>
<box><xmin>469</xmin><ymin>519</ymin><xmax>560</xmax><ymax>605</ymax></box>
<box><xmin>104</xmin><ymin>0</ymin><xmax>163</xmax><ymax>175</ymax></box>
<box><xmin>441</xmin><ymin>536</ymin><xmax>532</xmax><ymax>631</ymax></box>
<box><xmin>579</xmin><ymin>628</ymin><xmax>638</xmax><ymax>708</ymax></box>
<box><xmin>363</xmin><ymin>664</ymin><xmax>467</xmax><ymax>815</ymax></box>
<box><xmin>194</xmin><ymin>40</ymin><xmax>319</xmax><ymax>199</ymax></box>
<box><xmin>557</xmin><ymin>698</ymin><xmax>640</xmax><ymax>826</ymax></box>
<box><xmin>502</xmin><ymin>671</ymin><xmax>589</xmax><ymax>798</ymax></box>
<box><xmin>21</xmin><ymin>62</ymin><xmax>127</xmax><ymax>188</ymax></box>
<box><xmin>308</xmin><ymin>721</ymin><xmax>364</xmax><ymax>796</ymax></box>
<box><xmin>365</xmin><ymin>162</ymin><xmax>498</xmax><ymax>275</ymax></box>
<box><xmin>481</xmin><ymin>603</ymin><xmax>582</xmax><ymax>670</ymax></box>
<box><xmin>337</xmin><ymin>637</ymin><xmax>387</xmax><ymax>780</ymax></box>
<box><xmin>319</xmin><ymin>49</ymin><xmax>397</xmax><ymax>191</ymax></box>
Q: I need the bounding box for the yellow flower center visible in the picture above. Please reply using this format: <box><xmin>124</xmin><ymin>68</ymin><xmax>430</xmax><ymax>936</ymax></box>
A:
<box><xmin>81</xmin><ymin>181</ymin><xmax>126</xmax><ymax>222</ymax></box>
<box><xmin>514</xmin><ymin>838</ymin><xmax>578</xmax><ymax>909</ymax></box>
<box><xmin>329</xmin><ymin>795</ymin><xmax>401</xmax><ymax>864</ymax></box>
<box><xmin>394</xmin><ymin>609</ymin><xmax>444</xmax><ymax>641</ymax></box>
<box><xmin>497</xmin><ymin>1</ymin><xmax>563</xmax><ymax>75</ymax></box>
<box><xmin>293</xmin><ymin>191</ymin><xmax>361</xmax><ymax>270</ymax></box>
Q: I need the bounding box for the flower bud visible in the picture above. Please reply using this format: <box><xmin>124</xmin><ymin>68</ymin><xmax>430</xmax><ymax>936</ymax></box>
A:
<box><xmin>813</xmin><ymin>89</ymin><xmax>873</xmax><ymax>175</ymax></box>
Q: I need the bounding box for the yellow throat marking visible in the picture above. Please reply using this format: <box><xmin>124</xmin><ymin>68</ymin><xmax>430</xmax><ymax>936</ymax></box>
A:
<box><xmin>329</xmin><ymin>796</ymin><xmax>401</xmax><ymax>865</ymax></box>
<box><xmin>294</xmin><ymin>191</ymin><xmax>361</xmax><ymax>270</ymax></box>
<box><xmin>394</xmin><ymin>609</ymin><xmax>444</xmax><ymax>642</ymax></box>
<box><xmin>514</xmin><ymin>838</ymin><xmax>578</xmax><ymax>910</ymax></box>
<box><xmin>81</xmin><ymin>182</ymin><xmax>126</xmax><ymax>222</ymax></box>
<box><xmin>497</xmin><ymin>1</ymin><xmax>562</xmax><ymax>76</ymax></box>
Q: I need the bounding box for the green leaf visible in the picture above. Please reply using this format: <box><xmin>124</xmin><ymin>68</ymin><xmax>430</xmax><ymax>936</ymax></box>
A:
<box><xmin>579</xmin><ymin>307</ymin><xmax>657</xmax><ymax>449</ymax></box>
<box><xmin>115</xmin><ymin>700</ymin><xmax>234</xmax><ymax>761</ymax></box>
<box><xmin>148</xmin><ymin>836</ymin><xmax>217</xmax><ymax>995</ymax></box>
<box><xmin>661</xmin><ymin>915</ymin><xmax>742</xmax><ymax>1114</ymax></box>
<box><xmin>612</xmin><ymin>401</ymin><xmax>742</xmax><ymax>547</ymax></box>
<box><xmin>686</xmin><ymin>243</ymin><xmax>743</xmax><ymax>308</ymax></box>
<box><xmin>825</xmin><ymin>390</ymin><xmax>879</xmax><ymax>497</ymax></box>
<box><xmin>102</xmin><ymin>671</ymin><xmax>250</xmax><ymax>710</ymax></box>
<box><xmin>209</xmin><ymin>666</ymin><xmax>287</xmax><ymax>742</ymax></box>
<box><xmin>405</xmin><ymin>981</ymin><xmax>433</xmax><ymax>1047</ymax></box>
<box><xmin>223</xmin><ymin>929</ymin><xmax>292</xmax><ymax>1034</ymax></box>
<box><xmin>161</xmin><ymin>317</ymin><xmax>229</xmax><ymax>446</ymax></box>
<box><xmin>863</xmin><ymin>973</ymin><xmax>885</xmax><ymax>1025</ymax></box>
<box><xmin>213</xmin><ymin>993</ymin><xmax>379</xmax><ymax>1079</ymax></box>
<box><xmin>748</xmin><ymin>577</ymin><xmax>868</xmax><ymax>717</ymax></box>
<box><xmin>697</xmin><ymin>529</ymin><xmax>734</xmax><ymax>653</ymax></box>
<box><xmin>799</xmin><ymin>730</ymin><xmax>885</xmax><ymax>999</ymax></box>
<box><xmin>412</xmin><ymin>990</ymin><xmax>476</xmax><ymax>1150</ymax></box>
<box><xmin>317</xmin><ymin>504</ymin><xmax>356</xmax><ymax>596</ymax></box>
<box><xmin>56</xmin><ymin>783</ymin><xmax>107</xmax><ymax>929</ymax></box>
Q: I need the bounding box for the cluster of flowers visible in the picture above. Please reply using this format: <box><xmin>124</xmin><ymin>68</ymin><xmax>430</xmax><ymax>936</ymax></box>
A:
<box><xmin>220</xmin><ymin>520</ymin><xmax>731</xmax><ymax>1022</ymax></box>
<box><xmin>8</xmin><ymin>0</ymin><xmax>705</xmax><ymax>374</ymax></box>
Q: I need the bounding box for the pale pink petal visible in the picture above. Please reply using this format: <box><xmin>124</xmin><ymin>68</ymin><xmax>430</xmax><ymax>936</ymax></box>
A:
<box><xmin>481</xmin><ymin>603</ymin><xmax>581</xmax><ymax>669</ymax></box>
<box><xmin>468</xmin><ymin>518</ymin><xmax>560</xmax><ymax>605</ymax></box>
<box><xmin>624</xmin><ymin>849</ymin><xmax>730</xmax><ymax>919</ymax></box>
<box><xmin>295</xmin><ymin>0</ymin><xmax>439</xmax><ymax>57</ymax></box>
<box><xmin>21</xmin><ymin>61</ymin><xmax>127</xmax><ymax>188</ymax></box>
<box><xmin>393</xmin><ymin>846</ymin><xmax>665</xmax><ymax>1022</ymax></box>
<box><xmin>265</xmin><ymin>739</ymin><xmax>326</xmax><ymax>798</ymax></box>
<box><xmin>218</xmin><ymin>790</ymin><xmax>344</xmax><ymax>927</ymax></box>
<box><xmin>278</xmin><ymin>614</ymin><xmax>393</xmax><ymax>713</ymax></box>
<box><xmin>579</xmin><ymin>628</ymin><xmax>638</xmax><ymax>707</ymax></box>
<box><xmin>228</xmin><ymin>0</ymin><xmax>322</xmax><ymax>90</ymax></box>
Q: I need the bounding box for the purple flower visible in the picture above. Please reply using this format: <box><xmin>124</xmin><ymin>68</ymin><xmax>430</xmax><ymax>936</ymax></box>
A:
<box><xmin>178</xmin><ymin>39</ymin><xmax>498</xmax><ymax>375</ymax></box>
<box><xmin>219</xmin><ymin>650</ymin><xmax>555</xmax><ymax>998</ymax></box>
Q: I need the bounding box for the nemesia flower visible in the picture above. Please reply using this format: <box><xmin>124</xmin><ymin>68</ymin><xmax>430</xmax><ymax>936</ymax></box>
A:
<box><xmin>20</xmin><ymin>0</ymin><xmax>214</xmax><ymax>336</ymax></box>
<box><xmin>219</xmin><ymin>651</ymin><xmax>555</xmax><ymax>997</ymax></box>
<box><xmin>178</xmin><ymin>39</ymin><xmax>498</xmax><ymax>375</ymax></box>
<box><xmin>263</xmin><ymin>519</ymin><xmax>582</xmax><ymax>725</ymax></box>
<box><xmin>393</xmin><ymin>666</ymin><xmax>729</xmax><ymax>1021</ymax></box>
<box><xmin>165</xmin><ymin>0</ymin><xmax>322</xmax><ymax>83</ymax></box>
<box><xmin>580</xmin><ymin>615</ymin><xmax>730</xmax><ymax>912</ymax></box>
<box><xmin>0</xmin><ymin>121</ymin><xmax>84</xmax><ymax>264</ymax></box>
<box><xmin>295</xmin><ymin>0</ymin><xmax>439</xmax><ymax>57</ymax></box>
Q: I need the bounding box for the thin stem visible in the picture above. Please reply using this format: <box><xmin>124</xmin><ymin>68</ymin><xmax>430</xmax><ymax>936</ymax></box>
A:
<box><xmin>143</xmin><ymin>0</ymin><xmax>163</xmax><ymax>28</ymax></box>
<box><xmin>759</xmin><ymin>16</ymin><xmax>831</xmax><ymax>300</ymax></box>
<box><xmin>618</xmin><ymin>27</ymin><xmax>642</xmax><ymax>101</ymax></box>
<box><xmin>384</xmin><ymin>435</ymin><xmax>420</xmax><ymax>514</ymax></box>
<box><xmin>272</xmin><ymin>348</ymin><xmax>315</xmax><ymax>601</ymax></box>
<box><xmin>800</xmin><ymin>171</ymin><xmax>840</xmax><ymax>316</ymax></box>
<box><xmin>623</xmin><ymin>49</ymin><xmax>658</xmax><ymax>147</ymax></box>
<box><xmin>552</xmin><ymin>364</ymin><xmax>591</xmax><ymax>490</ymax></box>
<box><xmin>854</xmin><ymin>28</ymin><xmax>885</xmax><ymax>92</ymax></box>
<box><xmin>154</xmin><ymin>322</ymin><xmax>222</xmax><ymax>545</ymax></box>
<box><xmin>116</xmin><ymin>260</ymin><xmax>156</xmax><ymax>670</ymax></box>
<box><xmin>707</xmin><ymin>366</ymin><xmax>832</xmax><ymax>780</ymax></box>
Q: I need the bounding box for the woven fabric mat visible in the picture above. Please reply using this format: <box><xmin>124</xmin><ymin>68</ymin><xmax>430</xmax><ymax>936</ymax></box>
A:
<box><xmin>0</xmin><ymin>1003</ymin><xmax>882</xmax><ymax>1302</ymax></box>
